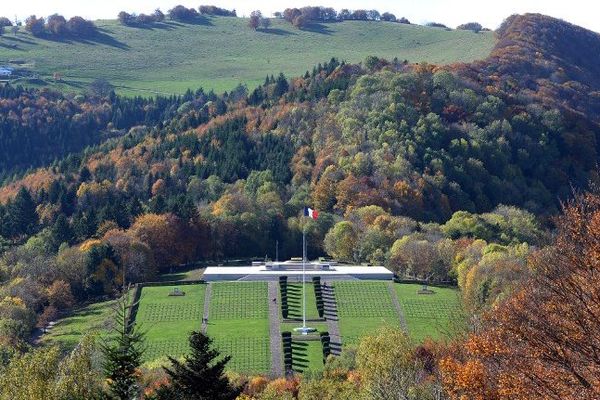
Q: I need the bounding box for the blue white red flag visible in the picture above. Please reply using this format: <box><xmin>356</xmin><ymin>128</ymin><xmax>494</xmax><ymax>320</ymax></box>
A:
<box><xmin>304</xmin><ymin>207</ymin><xmax>319</xmax><ymax>220</ymax></box>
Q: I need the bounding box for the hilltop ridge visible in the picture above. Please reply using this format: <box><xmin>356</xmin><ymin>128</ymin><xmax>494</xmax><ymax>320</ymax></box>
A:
<box><xmin>0</xmin><ymin>16</ymin><xmax>494</xmax><ymax>95</ymax></box>
<box><xmin>457</xmin><ymin>13</ymin><xmax>600</xmax><ymax>123</ymax></box>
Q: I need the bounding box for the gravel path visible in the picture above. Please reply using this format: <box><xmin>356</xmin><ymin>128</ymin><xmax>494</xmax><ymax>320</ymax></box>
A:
<box><xmin>268</xmin><ymin>281</ymin><xmax>283</xmax><ymax>377</ymax></box>
<box><xmin>323</xmin><ymin>281</ymin><xmax>342</xmax><ymax>356</ymax></box>
<box><xmin>202</xmin><ymin>283</ymin><xmax>212</xmax><ymax>334</ymax></box>
<box><xmin>387</xmin><ymin>281</ymin><xmax>408</xmax><ymax>332</ymax></box>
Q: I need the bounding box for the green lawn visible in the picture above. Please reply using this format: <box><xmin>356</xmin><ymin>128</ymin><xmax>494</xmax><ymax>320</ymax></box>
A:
<box><xmin>394</xmin><ymin>283</ymin><xmax>463</xmax><ymax>342</ymax></box>
<box><xmin>0</xmin><ymin>17</ymin><xmax>495</xmax><ymax>96</ymax></box>
<box><xmin>334</xmin><ymin>281</ymin><xmax>400</xmax><ymax>346</ymax></box>
<box><xmin>135</xmin><ymin>285</ymin><xmax>206</xmax><ymax>363</ymax></box>
<box><xmin>286</xmin><ymin>283</ymin><xmax>320</xmax><ymax>320</ymax></box>
<box><xmin>40</xmin><ymin>299</ymin><xmax>116</xmax><ymax>350</ymax></box>
<box><xmin>207</xmin><ymin>282</ymin><xmax>270</xmax><ymax>374</ymax></box>
<box><xmin>291</xmin><ymin>339</ymin><xmax>325</xmax><ymax>373</ymax></box>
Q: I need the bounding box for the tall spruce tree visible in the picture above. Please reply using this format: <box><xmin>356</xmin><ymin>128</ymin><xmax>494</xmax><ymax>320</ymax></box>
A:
<box><xmin>101</xmin><ymin>289</ymin><xmax>145</xmax><ymax>400</ymax></box>
<box><xmin>155</xmin><ymin>331</ymin><xmax>242</xmax><ymax>400</ymax></box>
<box><xmin>8</xmin><ymin>187</ymin><xmax>38</xmax><ymax>237</ymax></box>
<box><xmin>51</xmin><ymin>213</ymin><xmax>74</xmax><ymax>249</ymax></box>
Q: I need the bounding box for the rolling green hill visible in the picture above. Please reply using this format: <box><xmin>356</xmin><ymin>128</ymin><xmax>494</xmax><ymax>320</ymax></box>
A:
<box><xmin>0</xmin><ymin>16</ymin><xmax>495</xmax><ymax>95</ymax></box>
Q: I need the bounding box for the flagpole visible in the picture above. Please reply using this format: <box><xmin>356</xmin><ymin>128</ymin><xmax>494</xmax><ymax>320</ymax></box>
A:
<box><xmin>302</xmin><ymin>225</ymin><xmax>306</xmax><ymax>329</ymax></box>
<box><xmin>294</xmin><ymin>207</ymin><xmax>316</xmax><ymax>335</ymax></box>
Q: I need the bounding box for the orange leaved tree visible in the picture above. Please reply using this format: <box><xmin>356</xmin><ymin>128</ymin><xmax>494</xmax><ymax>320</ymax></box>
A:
<box><xmin>440</xmin><ymin>191</ymin><xmax>600</xmax><ymax>399</ymax></box>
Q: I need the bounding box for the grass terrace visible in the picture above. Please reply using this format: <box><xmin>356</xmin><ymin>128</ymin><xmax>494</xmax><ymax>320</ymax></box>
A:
<box><xmin>39</xmin><ymin>299</ymin><xmax>116</xmax><ymax>350</ymax></box>
<box><xmin>135</xmin><ymin>285</ymin><xmax>206</xmax><ymax>363</ymax></box>
<box><xmin>334</xmin><ymin>281</ymin><xmax>400</xmax><ymax>346</ymax></box>
<box><xmin>394</xmin><ymin>283</ymin><xmax>463</xmax><ymax>342</ymax></box>
<box><xmin>286</xmin><ymin>283</ymin><xmax>321</xmax><ymax>320</ymax></box>
<box><xmin>290</xmin><ymin>339</ymin><xmax>325</xmax><ymax>373</ymax></box>
<box><xmin>207</xmin><ymin>282</ymin><xmax>270</xmax><ymax>374</ymax></box>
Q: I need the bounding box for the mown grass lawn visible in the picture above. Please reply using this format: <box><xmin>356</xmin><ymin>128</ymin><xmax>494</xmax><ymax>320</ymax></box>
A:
<box><xmin>394</xmin><ymin>283</ymin><xmax>463</xmax><ymax>342</ymax></box>
<box><xmin>291</xmin><ymin>339</ymin><xmax>325</xmax><ymax>373</ymax></box>
<box><xmin>286</xmin><ymin>282</ymin><xmax>320</xmax><ymax>320</ymax></box>
<box><xmin>207</xmin><ymin>282</ymin><xmax>270</xmax><ymax>374</ymax></box>
<box><xmin>0</xmin><ymin>17</ymin><xmax>494</xmax><ymax>96</ymax></box>
<box><xmin>135</xmin><ymin>284</ymin><xmax>206</xmax><ymax>363</ymax></box>
<box><xmin>40</xmin><ymin>299</ymin><xmax>116</xmax><ymax>350</ymax></box>
<box><xmin>334</xmin><ymin>281</ymin><xmax>400</xmax><ymax>346</ymax></box>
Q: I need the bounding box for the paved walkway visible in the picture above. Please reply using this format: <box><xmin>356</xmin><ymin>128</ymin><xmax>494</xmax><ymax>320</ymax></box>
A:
<box><xmin>323</xmin><ymin>281</ymin><xmax>342</xmax><ymax>356</ymax></box>
<box><xmin>268</xmin><ymin>281</ymin><xmax>283</xmax><ymax>377</ymax></box>
<box><xmin>202</xmin><ymin>283</ymin><xmax>212</xmax><ymax>334</ymax></box>
<box><xmin>387</xmin><ymin>281</ymin><xmax>408</xmax><ymax>332</ymax></box>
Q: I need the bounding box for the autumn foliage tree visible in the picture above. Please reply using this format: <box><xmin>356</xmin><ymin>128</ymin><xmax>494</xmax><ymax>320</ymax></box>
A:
<box><xmin>130</xmin><ymin>213</ymin><xmax>194</xmax><ymax>270</ymax></box>
<box><xmin>248</xmin><ymin>11</ymin><xmax>261</xmax><ymax>30</ymax></box>
<box><xmin>440</xmin><ymin>191</ymin><xmax>600</xmax><ymax>399</ymax></box>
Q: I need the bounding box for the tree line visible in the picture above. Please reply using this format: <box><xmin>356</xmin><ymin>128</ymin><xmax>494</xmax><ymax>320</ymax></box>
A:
<box><xmin>276</xmin><ymin>6</ymin><xmax>410</xmax><ymax>28</ymax></box>
<box><xmin>24</xmin><ymin>14</ymin><xmax>97</xmax><ymax>38</ymax></box>
<box><xmin>118</xmin><ymin>5</ymin><xmax>237</xmax><ymax>27</ymax></box>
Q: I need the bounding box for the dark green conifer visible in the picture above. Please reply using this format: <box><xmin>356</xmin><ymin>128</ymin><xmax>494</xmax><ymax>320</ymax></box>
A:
<box><xmin>155</xmin><ymin>331</ymin><xmax>242</xmax><ymax>400</ymax></box>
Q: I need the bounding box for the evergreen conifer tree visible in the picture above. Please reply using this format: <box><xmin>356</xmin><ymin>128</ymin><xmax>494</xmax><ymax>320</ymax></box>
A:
<box><xmin>100</xmin><ymin>290</ymin><xmax>145</xmax><ymax>400</ymax></box>
<box><xmin>155</xmin><ymin>331</ymin><xmax>242</xmax><ymax>400</ymax></box>
<box><xmin>51</xmin><ymin>214</ymin><xmax>74</xmax><ymax>249</ymax></box>
<box><xmin>9</xmin><ymin>187</ymin><xmax>38</xmax><ymax>236</ymax></box>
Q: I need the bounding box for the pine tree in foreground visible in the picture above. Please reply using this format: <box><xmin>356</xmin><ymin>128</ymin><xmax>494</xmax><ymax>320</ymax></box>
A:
<box><xmin>154</xmin><ymin>331</ymin><xmax>242</xmax><ymax>400</ymax></box>
<box><xmin>101</xmin><ymin>289</ymin><xmax>145</xmax><ymax>400</ymax></box>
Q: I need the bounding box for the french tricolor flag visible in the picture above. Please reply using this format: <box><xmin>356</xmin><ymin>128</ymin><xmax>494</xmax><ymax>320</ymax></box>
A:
<box><xmin>304</xmin><ymin>207</ymin><xmax>319</xmax><ymax>220</ymax></box>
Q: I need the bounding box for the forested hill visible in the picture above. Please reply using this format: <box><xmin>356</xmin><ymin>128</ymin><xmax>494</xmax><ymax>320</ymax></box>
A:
<box><xmin>0</xmin><ymin>13</ymin><xmax>599</xmax><ymax>257</ymax></box>
<box><xmin>0</xmin><ymin>16</ymin><xmax>494</xmax><ymax>96</ymax></box>
<box><xmin>458</xmin><ymin>13</ymin><xmax>600</xmax><ymax>124</ymax></box>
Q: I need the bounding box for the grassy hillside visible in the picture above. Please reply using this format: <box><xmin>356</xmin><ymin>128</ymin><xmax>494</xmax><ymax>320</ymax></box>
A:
<box><xmin>0</xmin><ymin>16</ymin><xmax>494</xmax><ymax>95</ymax></box>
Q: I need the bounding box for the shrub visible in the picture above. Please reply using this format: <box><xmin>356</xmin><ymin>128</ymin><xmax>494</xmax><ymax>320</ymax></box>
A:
<box><xmin>457</xmin><ymin>22</ymin><xmax>483</xmax><ymax>32</ymax></box>
<box><xmin>0</xmin><ymin>17</ymin><xmax>12</xmax><ymax>27</ymax></box>
<box><xmin>426</xmin><ymin>22</ymin><xmax>450</xmax><ymax>29</ymax></box>
<box><xmin>66</xmin><ymin>16</ymin><xmax>97</xmax><ymax>37</ymax></box>
<box><xmin>249</xmin><ymin>11</ymin><xmax>261</xmax><ymax>30</ymax></box>
<box><xmin>168</xmin><ymin>5</ymin><xmax>199</xmax><ymax>22</ymax></box>
<box><xmin>198</xmin><ymin>5</ymin><xmax>236</xmax><ymax>17</ymax></box>
<box><xmin>381</xmin><ymin>12</ymin><xmax>396</xmax><ymax>22</ymax></box>
<box><xmin>292</xmin><ymin>14</ymin><xmax>308</xmax><ymax>29</ymax></box>
<box><xmin>25</xmin><ymin>15</ymin><xmax>45</xmax><ymax>37</ymax></box>
<box><xmin>47</xmin><ymin>14</ymin><xmax>67</xmax><ymax>35</ymax></box>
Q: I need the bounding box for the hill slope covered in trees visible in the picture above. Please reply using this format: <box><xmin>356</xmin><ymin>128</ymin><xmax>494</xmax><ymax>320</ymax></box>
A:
<box><xmin>1</xmin><ymin>13</ymin><xmax>598</xmax><ymax>243</ymax></box>
<box><xmin>0</xmin><ymin>16</ymin><xmax>494</xmax><ymax>95</ymax></box>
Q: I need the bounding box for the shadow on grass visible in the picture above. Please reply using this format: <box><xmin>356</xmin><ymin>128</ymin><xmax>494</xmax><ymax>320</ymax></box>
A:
<box><xmin>259</xmin><ymin>28</ymin><xmax>296</xmax><ymax>36</ymax></box>
<box><xmin>0</xmin><ymin>42</ymin><xmax>22</xmax><ymax>51</ymax></box>
<box><xmin>118</xmin><ymin>22</ymin><xmax>178</xmax><ymax>31</ymax></box>
<box><xmin>300</xmin><ymin>22</ymin><xmax>334</xmax><ymax>35</ymax></box>
<box><xmin>2</xmin><ymin>35</ymin><xmax>38</xmax><ymax>45</ymax></box>
<box><xmin>165</xmin><ymin>16</ymin><xmax>214</xmax><ymax>27</ymax></box>
<box><xmin>291</xmin><ymin>341</ymin><xmax>311</xmax><ymax>371</ymax></box>
<box><xmin>34</xmin><ymin>29</ymin><xmax>130</xmax><ymax>50</ymax></box>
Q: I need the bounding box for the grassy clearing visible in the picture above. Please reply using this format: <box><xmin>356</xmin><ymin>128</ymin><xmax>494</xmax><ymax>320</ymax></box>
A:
<box><xmin>136</xmin><ymin>285</ymin><xmax>206</xmax><ymax>362</ymax></box>
<box><xmin>394</xmin><ymin>283</ymin><xmax>463</xmax><ymax>342</ymax></box>
<box><xmin>40</xmin><ymin>299</ymin><xmax>116</xmax><ymax>350</ymax></box>
<box><xmin>0</xmin><ymin>17</ymin><xmax>494</xmax><ymax>95</ymax></box>
<box><xmin>286</xmin><ymin>283</ymin><xmax>320</xmax><ymax>320</ymax></box>
<box><xmin>334</xmin><ymin>281</ymin><xmax>400</xmax><ymax>346</ymax></box>
<box><xmin>207</xmin><ymin>282</ymin><xmax>270</xmax><ymax>374</ymax></box>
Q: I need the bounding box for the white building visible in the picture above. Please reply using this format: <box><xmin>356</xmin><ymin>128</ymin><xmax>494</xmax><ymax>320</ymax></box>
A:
<box><xmin>203</xmin><ymin>260</ymin><xmax>394</xmax><ymax>281</ymax></box>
